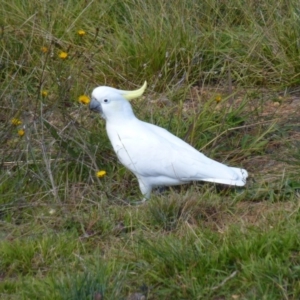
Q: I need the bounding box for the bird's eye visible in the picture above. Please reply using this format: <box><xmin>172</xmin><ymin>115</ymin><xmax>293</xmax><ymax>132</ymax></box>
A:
<box><xmin>103</xmin><ymin>99</ymin><xmax>109</xmax><ymax>103</ymax></box>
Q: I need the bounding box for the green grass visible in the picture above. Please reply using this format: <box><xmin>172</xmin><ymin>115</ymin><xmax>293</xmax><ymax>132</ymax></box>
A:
<box><xmin>1</xmin><ymin>0</ymin><xmax>300</xmax><ymax>299</ymax></box>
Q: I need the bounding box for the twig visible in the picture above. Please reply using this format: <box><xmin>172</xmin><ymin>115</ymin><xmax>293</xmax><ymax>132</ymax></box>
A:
<box><xmin>200</xmin><ymin>119</ymin><xmax>279</xmax><ymax>151</ymax></box>
<box><xmin>2</xmin><ymin>158</ymin><xmax>64</xmax><ymax>167</ymax></box>
<box><xmin>211</xmin><ymin>270</ymin><xmax>238</xmax><ymax>290</ymax></box>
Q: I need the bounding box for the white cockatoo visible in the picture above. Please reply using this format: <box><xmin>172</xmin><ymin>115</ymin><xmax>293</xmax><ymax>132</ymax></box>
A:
<box><xmin>90</xmin><ymin>81</ymin><xmax>248</xmax><ymax>201</ymax></box>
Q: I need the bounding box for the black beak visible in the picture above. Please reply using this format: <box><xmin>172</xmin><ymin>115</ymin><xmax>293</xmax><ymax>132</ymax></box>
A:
<box><xmin>89</xmin><ymin>98</ymin><xmax>102</xmax><ymax>113</ymax></box>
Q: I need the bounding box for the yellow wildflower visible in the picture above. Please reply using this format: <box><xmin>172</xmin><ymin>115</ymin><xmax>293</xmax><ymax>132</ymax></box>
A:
<box><xmin>96</xmin><ymin>170</ymin><xmax>106</xmax><ymax>178</ymax></box>
<box><xmin>77</xmin><ymin>29</ymin><xmax>86</xmax><ymax>36</ymax></box>
<box><xmin>41</xmin><ymin>46</ymin><xmax>48</xmax><ymax>53</ymax></box>
<box><xmin>58</xmin><ymin>51</ymin><xmax>68</xmax><ymax>59</ymax></box>
<box><xmin>18</xmin><ymin>129</ymin><xmax>25</xmax><ymax>137</ymax></box>
<box><xmin>78</xmin><ymin>95</ymin><xmax>90</xmax><ymax>105</ymax></box>
<box><xmin>215</xmin><ymin>94</ymin><xmax>222</xmax><ymax>103</ymax></box>
<box><xmin>11</xmin><ymin>118</ymin><xmax>22</xmax><ymax>126</ymax></box>
<box><xmin>41</xmin><ymin>90</ymin><xmax>48</xmax><ymax>97</ymax></box>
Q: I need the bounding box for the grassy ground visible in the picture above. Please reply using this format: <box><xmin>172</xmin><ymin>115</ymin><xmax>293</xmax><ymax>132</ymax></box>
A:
<box><xmin>1</xmin><ymin>0</ymin><xmax>300</xmax><ymax>299</ymax></box>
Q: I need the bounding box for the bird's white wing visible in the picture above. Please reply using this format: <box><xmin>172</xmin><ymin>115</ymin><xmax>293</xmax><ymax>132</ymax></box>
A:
<box><xmin>109</xmin><ymin>120</ymin><xmax>245</xmax><ymax>185</ymax></box>
<box><xmin>141</xmin><ymin>121</ymin><xmax>211</xmax><ymax>160</ymax></box>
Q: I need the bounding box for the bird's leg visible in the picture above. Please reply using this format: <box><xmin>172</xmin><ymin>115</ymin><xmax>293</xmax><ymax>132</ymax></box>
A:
<box><xmin>123</xmin><ymin>179</ymin><xmax>151</xmax><ymax>205</ymax></box>
<box><xmin>132</xmin><ymin>186</ymin><xmax>167</xmax><ymax>204</ymax></box>
<box><xmin>137</xmin><ymin>178</ymin><xmax>152</xmax><ymax>201</ymax></box>
<box><xmin>154</xmin><ymin>186</ymin><xmax>168</xmax><ymax>194</ymax></box>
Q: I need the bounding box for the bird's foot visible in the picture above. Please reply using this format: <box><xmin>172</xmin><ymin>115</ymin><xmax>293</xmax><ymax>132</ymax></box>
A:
<box><xmin>129</xmin><ymin>198</ymin><xmax>148</xmax><ymax>205</ymax></box>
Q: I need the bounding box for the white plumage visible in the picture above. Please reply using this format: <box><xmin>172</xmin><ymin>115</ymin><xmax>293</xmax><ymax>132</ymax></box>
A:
<box><xmin>90</xmin><ymin>82</ymin><xmax>248</xmax><ymax>200</ymax></box>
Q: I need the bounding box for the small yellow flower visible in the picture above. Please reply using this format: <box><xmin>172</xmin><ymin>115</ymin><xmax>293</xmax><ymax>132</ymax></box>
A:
<box><xmin>215</xmin><ymin>94</ymin><xmax>222</xmax><ymax>103</ymax></box>
<box><xmin>78</xmin><ymin>95</ymin><xmax>90</xmax><ymax>105</ymax></box>
<box><xmin>41</xmin><ymin>90</ymin><xmax>48</xmax><ymax>97</ymax></box>
<box><xmin>11</xmin><ymin>118</ymin><xmax>22</xmax><ymax>126</ymax></box>
<box><xmin>58</xmin><ymin>51</ymin><xmax>68</xmax><ymax>59</ymax></box>
<box><xmin>96</xmin><ymin>170</ymin><xmax>106</xmax><ymax>178</ymax></box>
<box><xmin>41</xmin><ymin>46</ymin><xmax>48</xmax><ymax>53</ymax></box>
<box><xmin>77</xmin><ymin>29</ymin><xmax>86</xmax><ymax>36</ymax></box>
<box><xmin>18</xmin><ymin>129</ymin><xmax>25</xmax><ymax>137</ymax></box>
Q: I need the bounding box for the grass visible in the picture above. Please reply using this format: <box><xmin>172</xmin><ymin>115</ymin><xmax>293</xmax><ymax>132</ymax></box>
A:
<box><xmin>1</xmin><ymin>0</ymin><xmax>300</xmax><ymax>299</ymax></box>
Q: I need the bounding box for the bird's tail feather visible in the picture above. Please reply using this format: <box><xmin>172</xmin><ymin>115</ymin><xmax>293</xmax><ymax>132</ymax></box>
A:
<box><xmin>201</xmin><ymin>168</ymin><xmax>248</xmax><ymax>187</ymax></box>
<box><xmin>230</xmin><ymin>167</ymin><xmax>248</xmax><ymax>181</ymax></box>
